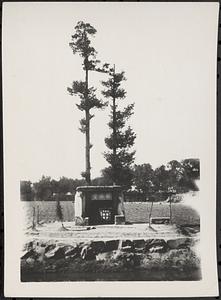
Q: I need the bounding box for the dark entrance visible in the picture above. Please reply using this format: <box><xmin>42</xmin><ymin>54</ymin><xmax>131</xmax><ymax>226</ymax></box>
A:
<box><xmin>89</xmin><ymin>200</ymin><xmax>114</xmax><ymax>225</ymax></box>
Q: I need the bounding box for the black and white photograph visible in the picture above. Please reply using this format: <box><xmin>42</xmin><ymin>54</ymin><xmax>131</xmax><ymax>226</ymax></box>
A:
<box><xmin>3</xmin><ymin>2</ymin><xmax>219</xmax><ymax>297</ymax></box>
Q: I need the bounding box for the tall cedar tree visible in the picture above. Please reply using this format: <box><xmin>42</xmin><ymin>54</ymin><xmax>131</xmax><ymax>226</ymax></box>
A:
<box><xmin>67</xmin><ymin>21</ymin><xmax>107</xmax><ymax>184</ymax></box>
<box><xmin>101</xmin><ymin>67</ymin><xmax>136</xmax><ymax>188</ymax></box>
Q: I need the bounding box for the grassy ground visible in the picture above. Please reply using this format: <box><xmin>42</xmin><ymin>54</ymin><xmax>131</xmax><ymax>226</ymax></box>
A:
<box><xmin>22</xmin><ymin>197</ymin><xmax>199</xmax><ymax>228</ymax></box>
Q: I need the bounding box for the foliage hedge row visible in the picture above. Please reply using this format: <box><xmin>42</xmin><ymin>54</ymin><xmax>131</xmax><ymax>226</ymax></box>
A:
<box><xmin>21</xmin><ymin>158</ymin><xmax>199</xmax><ymax>202</ymax></box>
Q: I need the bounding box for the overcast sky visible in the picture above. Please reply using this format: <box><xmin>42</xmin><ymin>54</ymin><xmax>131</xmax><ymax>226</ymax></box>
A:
<box><xmin>3</xmin><ymin>2</ymin><xmax>218</xmax><ymax>181</ymax></box>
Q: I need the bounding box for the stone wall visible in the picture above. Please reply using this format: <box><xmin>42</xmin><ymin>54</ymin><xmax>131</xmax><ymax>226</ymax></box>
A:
<box><xmin>21</xmin><ymin>237</ymin><xmax>201</xmax><ymax>281</ymax></box>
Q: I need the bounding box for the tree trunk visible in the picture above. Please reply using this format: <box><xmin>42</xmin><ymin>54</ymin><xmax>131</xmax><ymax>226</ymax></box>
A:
<box><xmin>85</xmin><ymin>109</ymin><xmax>91</xmax><ymax>185</ymax></box>
<box><xmin>37</xmin><ymin>205</ymin><xmax>40</xmax><ymax>225</ymax></box>
<box><xmin>144</xmin><ymin>191</ymin><xmax>147</xmax><ymax>202</ymax></box>
<box><xmin>32</xmin><ymin>189</ymin><xmax>37</xmax><ymax>230</ymax></box>
<box><xmin>169</xmin><ymin>196</ymin><xmax>172</xmax><ymax>224</ymax></box>
<box><xmin>112</xmin><ymin>65</ymin><xmax>117</xmax><ymax>184</ymax></box>
<box><xmin>85</xmin><ymin>66</ymin><xmax>91</xmax><ymax>185</ymax></box>
<box><xmin>32</xmin><ymin>206</ymin><xmax>36</xmax><ymax>230</ymax></box>
<box><xmin>149</xmin><ymin>201</ymin><xmax>154</xmax><ymax>227</ymax></box>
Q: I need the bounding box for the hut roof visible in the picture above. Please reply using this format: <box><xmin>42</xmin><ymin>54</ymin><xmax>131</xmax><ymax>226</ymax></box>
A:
<box><xmin>76</xmin><ymin>185</ymin><xmax>122</xmax><ymax>192</ymax></box>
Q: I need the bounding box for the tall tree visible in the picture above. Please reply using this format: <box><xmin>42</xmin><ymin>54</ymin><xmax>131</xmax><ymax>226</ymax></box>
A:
<box><xmin>67</xmin><ymin>21</ymin><xmax>107</xmax><ymax>184</ymax></box>
<box><xmin>101</xmin><ymin>66</ymin><xmax>136</xmax><ymax>188</ymax></box>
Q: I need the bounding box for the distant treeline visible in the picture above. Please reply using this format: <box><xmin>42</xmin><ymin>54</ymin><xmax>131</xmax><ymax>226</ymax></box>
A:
<box><xmin>20</xmin><ymin>158</ymin><xmax>199</xmax><ymax>202</ymax></box>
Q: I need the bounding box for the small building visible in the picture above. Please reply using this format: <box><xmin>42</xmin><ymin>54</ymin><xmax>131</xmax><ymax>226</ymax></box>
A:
<box><xmin>74</xmin><ymin>186</ymin><xmax>125</xmax><ymax>225</ymax></box>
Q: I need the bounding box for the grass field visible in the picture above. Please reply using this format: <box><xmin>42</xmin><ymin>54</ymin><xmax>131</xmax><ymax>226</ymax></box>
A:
<box><xmin>22</xmin><ymin>196</ymin><xmax>199</xmax><ymax>228</ymax></box>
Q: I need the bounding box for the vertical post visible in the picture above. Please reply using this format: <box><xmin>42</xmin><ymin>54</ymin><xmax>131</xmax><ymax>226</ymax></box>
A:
<box><xmin>32</xmin><ymin>183</ymin><xmax>37</xmax><ymax>230</ymax></box>
<box><xmin>32</xmin><ymin>206</ymin><xmax>36</xmax><ymax>230</ymax></box>
<box><xmin>85</xmin><ymin>57</ymin><xmax>91</xmax><ymax>185</ymax></box>
<box><xmin>37</xmin><ymin>205</ymin><xmax>39</xmax><ymax>225</ymax></box>
<box><xmin>149</xmin><ymin>200</ymin><xmax>154</xmax><ymax>227</ymax></box>
<box><xmin>169</xmin><ymin>195</ymin><xmax>172</xmax><ymax>224</ymax></box>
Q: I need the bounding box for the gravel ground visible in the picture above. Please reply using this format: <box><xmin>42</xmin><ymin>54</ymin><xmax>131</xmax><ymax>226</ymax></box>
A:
<box><xmin>25</xmin><ymin>222</ymin><xmax>194</xmax><ymax>243</ymax></box>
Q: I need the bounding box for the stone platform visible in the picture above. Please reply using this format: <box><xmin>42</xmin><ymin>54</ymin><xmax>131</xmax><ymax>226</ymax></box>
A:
<box><xmin>25</xmin><ymin>221</ymin><xmax>199</xmax><ymax>243</ymax></box>
<box><xmin>21</xmin><ymin>222</ymin><xmax>201</xmax><ymax>282</ymax></box>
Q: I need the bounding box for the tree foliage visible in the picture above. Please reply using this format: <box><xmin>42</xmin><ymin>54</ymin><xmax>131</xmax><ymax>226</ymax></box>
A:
<box><xmin>69</xmin><ymin>21</ymin><xmax>98</xmax><ymax>68</ymax></box>
<box><xmin>67</xmin><ymin>21</ymin><xmax>107</xmax><ymax>184</ymax></box>
<box><xmin>56</xmin><ymin>199</ymin><xmax>66</xmax><ymax>229</ymax></box>
<box><xmin>20</xmin><ymin>159</ymin><xmax>200</xmax><ymax>201</ymax></box>
<box><xmin>91</xmin><ymin>176</ymin><xmax>112</xmax><ymax>186</ymax></box>
<box><xmin>133</xmin><ymin>164</ymin><xmax>154</xmax><ymax>198</ymax></box>
<box><xmin>20</xmin><ymin>181</ymin><xmax>34</xmax><ymax>201</ymax></box>
<box><xmin>56</xmin><ymin>200</ymin><xmax>63</xmax><ymax>222</ymax></box>
<box><xmin>101</xmin><ymin>68</ymin><xmax>136</xmax><ymax>188</ymax></box>
<box><xmin>21</xmin><ymin>176</ymin><xmax>86</xmax><ymax>201</ymax></box>
<box><xmin>132</xmin><ymin>158</ymin><xmax>200</xmax><ymax>201</ymax></box>
<box><xmin>33</xmin><ymin>176</ymin><xmax>53</xmax><ymax>201</ymax></box>
<box><xmin>181</xmin><ymin>158</ymin><xmax>200</xmax><ymax>180</ymax></box>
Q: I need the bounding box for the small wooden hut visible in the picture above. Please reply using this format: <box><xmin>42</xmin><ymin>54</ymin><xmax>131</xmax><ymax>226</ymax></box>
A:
<box><xmin>74</xmin><ymin>186</ymin><xmax>125</xmax><ymax>225</ymax></box>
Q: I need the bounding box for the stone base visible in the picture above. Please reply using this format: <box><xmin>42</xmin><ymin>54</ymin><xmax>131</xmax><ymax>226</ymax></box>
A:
<box><xmin>115</xmin><ymin>215</ymin><xmax>125</xmax><ymax>225</ymax></box>
<box><xmin>150</xmin><ymin>217</ymin><xmax>170</xmax><ymax>225</ymax></box>
<box><xmin>75</xmin><ymin>217</ymin><xmax>89</xmax><ymax>226</ymax></box>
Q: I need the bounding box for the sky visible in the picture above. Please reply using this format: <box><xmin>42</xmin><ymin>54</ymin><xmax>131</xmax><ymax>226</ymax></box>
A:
<box><xmin>3</xmin><ymin>2</ymin><xmax>218</xmax><ymax>182</ymax></box>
